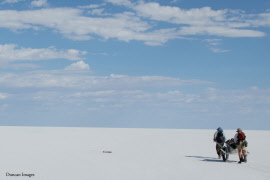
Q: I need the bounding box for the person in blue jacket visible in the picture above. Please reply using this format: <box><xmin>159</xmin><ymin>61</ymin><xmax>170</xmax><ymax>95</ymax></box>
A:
<box><xmin>213</xmin><ymin>127</ymin><xmax>226</xmax><ymax>159</ymax></box>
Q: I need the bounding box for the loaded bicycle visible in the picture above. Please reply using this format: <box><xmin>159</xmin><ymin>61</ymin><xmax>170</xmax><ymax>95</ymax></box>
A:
<box><xmin>218</xmin><ymin>138</ymin><xmax>238</xmax><ymax>162</ymax></box>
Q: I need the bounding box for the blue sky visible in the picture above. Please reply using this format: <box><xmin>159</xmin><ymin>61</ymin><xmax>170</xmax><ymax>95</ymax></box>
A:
<box><xmin>0</xmin><ymin>0</ymin><xmax>270</xmax><ymax>130</ymax></box>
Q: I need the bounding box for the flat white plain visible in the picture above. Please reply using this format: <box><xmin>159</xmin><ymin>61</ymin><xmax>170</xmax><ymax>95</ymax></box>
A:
<box><xmin>0</xmin><ymin>127</ymin><xmax>269</xmax><ymax>180</ymax></box>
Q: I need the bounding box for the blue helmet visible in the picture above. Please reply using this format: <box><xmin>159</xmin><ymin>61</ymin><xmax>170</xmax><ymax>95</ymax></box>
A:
<box><xmin>217</xmin><ymin>127</ymin><xmax>223</xmax><ymax>132</ymax></box>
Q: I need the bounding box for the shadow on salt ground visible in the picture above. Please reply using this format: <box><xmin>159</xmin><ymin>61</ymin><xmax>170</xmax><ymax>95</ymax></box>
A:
<box><xmin>186</xmin><ymin>155</ymin><xmax>237</xmax><ymax>163</ymax></box>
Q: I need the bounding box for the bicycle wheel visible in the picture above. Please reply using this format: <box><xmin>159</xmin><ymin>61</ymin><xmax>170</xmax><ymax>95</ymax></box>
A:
<box><xmin>222</xmin><ymin>147</ymin><xmax>229</xmax><ymax>162</ymax></box>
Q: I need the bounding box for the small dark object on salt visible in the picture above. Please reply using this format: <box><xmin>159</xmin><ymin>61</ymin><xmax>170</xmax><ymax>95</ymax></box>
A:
<box><xmin>103</xmin><ymin>151</ymin><xmax>112</xmax><ymax>153</ymax></box>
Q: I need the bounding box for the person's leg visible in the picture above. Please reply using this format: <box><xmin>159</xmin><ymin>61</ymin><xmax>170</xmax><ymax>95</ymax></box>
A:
<box><xmin>238</xmin><ymin>141</ymin><xmax>246</xmax><ymax>163</ymax></box>
<box><xmin>216</xmin><ymin>144</ymin><xmax>221</xmax><ymax>158</ymax></box>
<box><xmin>243</xmin><ymin>150</ymin><xmax>247</xmax><ymax>163</ymax></box>
<box><xmin>238</xmin><ymin>149</ymin><xmax>241</xmax><ymax>160</ymax></box>
<box><xmin>238</xmin><ymin>149</ymin><xmax>244</xmax><ymax>163</ymax></box>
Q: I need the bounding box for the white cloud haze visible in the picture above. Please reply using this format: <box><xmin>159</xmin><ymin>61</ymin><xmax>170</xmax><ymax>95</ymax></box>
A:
<box><xmin>64</xmin><ymin>61</ymin><xmax>90</xmax><ymax>71</ymax></box>
<box><xmin>0</xmin><ymin>93</ymin><xmax>9</xmax><ymax>99</ymax></box>
<box><xmin>0</xmin><ymin>1</ymin><xmax>269</xmax><ymax>45</ymax></box>
<box><xmin>5</xmin><ymin>85</ymin><xmax>270</xmax><ymax>118</ymax></box>
<box><xmin>0</xmin><ymin>44</ymin><xmax>86</xmax><ymax>64</ymax></box>
<box><xmin>0</xmin><ymin>72</ymin><xmax>211</xmax><ymax>89</ymax></box>
<box><xmin>68</xmin><ymin>87</ymin><xmax>270</xmax><ymax>107</ymax></box>
<box><xmin>1</xmin><ymin>68</ymin><xmax>269</xmax><ymax>118</ymax></box>
<box><xmin>1</xmin><ymin>0</ymin><xmax>22</xmax><ymax>4</ymax></box>
<box><xmin>105</xmin><ymin>0</ymin><xmax>133</xmax><ymax>7</ymax></box>
<box><xmin>31</xmin><ymin>0</ymin><xmax>48</xmax><ymax>7</ymax></box>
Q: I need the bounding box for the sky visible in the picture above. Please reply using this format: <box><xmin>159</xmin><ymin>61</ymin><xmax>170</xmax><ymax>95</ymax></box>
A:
<box><xmin>0</xmin><ymin>0</ymin><xmax>270</xmax><ymax>130</ymax></box>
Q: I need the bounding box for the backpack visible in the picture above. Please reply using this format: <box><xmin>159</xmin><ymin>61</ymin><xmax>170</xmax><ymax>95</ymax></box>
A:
<box><xmin>216</xmin><ymin>131</ymin><xmax>225</xmax><ymax>143</ymax></box>
<box><xmin>238</xmin><ymin>132</ymin><xmax>246</xmax><ymax>141</ymax></box>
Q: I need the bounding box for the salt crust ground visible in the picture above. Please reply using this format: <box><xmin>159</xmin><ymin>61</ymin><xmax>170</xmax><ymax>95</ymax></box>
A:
<box><xmin>0</xmin><ymin>126</ymin><xmax>269</xmax><ymax>180</ymax></box>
